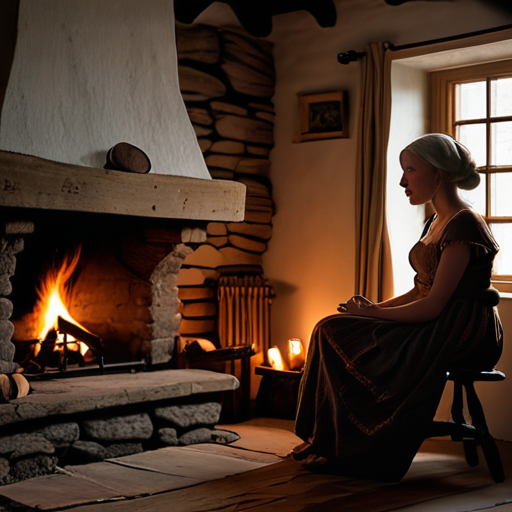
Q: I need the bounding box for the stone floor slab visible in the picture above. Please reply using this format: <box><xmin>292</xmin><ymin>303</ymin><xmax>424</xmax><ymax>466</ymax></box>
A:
<box><xmin>220</xmin><ymin>423</ymin><xmax>302</xmax><ymax>457</ymax></box>
<box><xmin>107</xmin><ymin>445</ymin><xmax>273</xmax><ymax>480</ymax></box>
<box><xmin>0</xmin><ymin>473</ymin><xmax>118</xmax><ymax>510</ymax></box>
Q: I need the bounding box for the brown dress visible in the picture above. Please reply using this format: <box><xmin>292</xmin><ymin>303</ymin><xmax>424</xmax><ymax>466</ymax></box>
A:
<box><xmin>295</xmin><ymin>209</ymin><xmax>503</xmax><ymax>481</ymax></box>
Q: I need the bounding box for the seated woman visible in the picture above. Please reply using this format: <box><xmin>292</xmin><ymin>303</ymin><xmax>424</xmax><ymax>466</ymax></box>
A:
<box><xmin>292</xmin><ymin>133</ymin><xmax>503</xmax><ymax>481</ymax></box>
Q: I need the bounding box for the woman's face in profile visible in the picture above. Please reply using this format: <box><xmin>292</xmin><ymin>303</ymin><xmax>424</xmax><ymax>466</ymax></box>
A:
<box><xmin>399</xmin><ymin>150</ymin><xmax>441</xmax><ymax>206</ymax></box>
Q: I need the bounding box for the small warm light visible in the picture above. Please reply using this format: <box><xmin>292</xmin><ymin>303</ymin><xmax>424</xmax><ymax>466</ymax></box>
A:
<box><xmin>288</xmin><ymin>338</ymin><xmax>305</xmax><ymax>371</ymax></box>
<box><xmin>268</xmin><ymin>346</ymin><xmax>287</xmax><ymax>371</ymax></box>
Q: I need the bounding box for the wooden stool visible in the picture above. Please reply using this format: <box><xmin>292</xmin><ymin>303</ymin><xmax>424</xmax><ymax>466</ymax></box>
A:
<box><xmin>428</xmin><ymin>369</ymin><xmax>506</xmax><ymax>483</ymax></box>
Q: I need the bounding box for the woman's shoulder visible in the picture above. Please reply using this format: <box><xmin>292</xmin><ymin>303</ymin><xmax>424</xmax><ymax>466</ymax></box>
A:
<box><xmin>441</xmin><ymin>208</ymin><xmax>498</xmax><ymax>253</ymax></box>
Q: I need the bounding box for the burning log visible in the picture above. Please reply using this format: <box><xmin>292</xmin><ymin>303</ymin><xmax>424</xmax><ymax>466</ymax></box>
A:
<box><xmin>57</xmin><ymin>317</ymin><xmax>103</xmax><ymax>357</ymax></box>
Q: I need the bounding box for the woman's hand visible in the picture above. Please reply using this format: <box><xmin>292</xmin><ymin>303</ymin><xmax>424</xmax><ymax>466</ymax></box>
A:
<box><xmin>338</xmin><ymin>295</ymin><xmax>373</xmax><ymax>314</ymax></box>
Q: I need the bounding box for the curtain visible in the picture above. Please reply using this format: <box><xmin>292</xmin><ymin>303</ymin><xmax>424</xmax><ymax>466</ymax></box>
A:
<box><xmin>354</xmin><ymin>42</ymin><xmax>394</xmax><ymax>303</ymax></box>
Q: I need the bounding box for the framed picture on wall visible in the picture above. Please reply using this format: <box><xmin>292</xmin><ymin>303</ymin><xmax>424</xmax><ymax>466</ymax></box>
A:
<box><xmin>294</xmin><ymin>91</ymin><xmax>348</xmax><ymax>142</ymax></box>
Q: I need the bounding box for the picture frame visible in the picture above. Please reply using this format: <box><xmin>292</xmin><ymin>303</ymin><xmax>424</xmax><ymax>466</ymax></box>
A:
<box><xmin>294</xmin><ymin>91</ymin><xmax>348</xmax><ymax>142</ymax></box>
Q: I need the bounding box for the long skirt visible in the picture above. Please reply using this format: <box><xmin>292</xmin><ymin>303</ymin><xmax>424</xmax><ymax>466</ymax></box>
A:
<box><xmin>294</xmin><ymin>298</ymin><xmax>502</xmax><ymax>481</ymax></box>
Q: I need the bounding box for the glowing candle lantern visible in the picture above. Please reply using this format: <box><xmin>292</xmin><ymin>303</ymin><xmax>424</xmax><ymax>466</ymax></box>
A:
<box><xmin>288</xmin><ymin>338</ymin><xmax>305</xmax><ymax>371</ymax></box>
<box><xmin>268</xmin><ymin>346</ymin><xmax>287</xmax><ymax>371</ymax></box>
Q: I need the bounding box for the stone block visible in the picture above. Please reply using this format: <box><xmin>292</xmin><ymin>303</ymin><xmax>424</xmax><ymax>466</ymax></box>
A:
<box><xmin>83</xmin><ymin>413</ymin><xmax>153</xmax><ymax>442</ymax></box>
<box><xmin>0</xmin><ymin>237</ymin><xmax>23</xmax><ymax>256</ymax></box>
<box><xmin>0</xmin><ymin>433</ymin><xmax>55</xmax><ymax>459</ymax></box>
<box><xmin>104</xmin><ymin>442</ymin><xmax>143</xmax><ymax>459</ymax></box>
<box><xmin>68</xmin><ymin>440</ymin><xmax>106</xmax><ymax>464</ymax></box>
<box><xmin>0</xmin><ymin>457</ymin><xmax>9</xmax><ymax>481</ymax></box>
<box><xmin>0</xmin><ymin>275</ymin><xmax>12</xmax><ymax>296</ymax></box>
<box><xmin>144</xmin><ymin>337</ymin><xmax>175</xmax><ymax>365</ymax></box>
<box><xmin>0</xmin><ymin>298</ymin><xmax>13</xmax><ymax>320</ymax></box>
<box><xmin>158</xmin><ymin>428</ymin><xmax>178</xmax><ymax>446</ymax></box>
<box><xmin>0</xmin><ymin>359</ymin><xmax>19</xmax><ymax>374</ymax></box>
<box><xmin>178</xmin><ymin>427</ymin><xmax>214</xmax><ymax>445</ymax></box>
<box><xmin>10</xmin><ymin>455</ymin><xmax>58</xmax><ymax>482</ymax></box>
<box><xmin>35</xmin><ymin>422</ymin><xmax>80</xmax><ymax>448</ymax></box>
<box><xmin>154</xmin><ymin>402</ymin><xmax>221</xmax><ymax>428</ymax></box>
<box><xmin>211</xmin><ymin>429</ymin><xmax>241</xmax><ymax>445</ymax></box>
<box><xmin>0</xmin><ymin>339</ymin><xmax>15</xmax><ymax>362</ymax></box>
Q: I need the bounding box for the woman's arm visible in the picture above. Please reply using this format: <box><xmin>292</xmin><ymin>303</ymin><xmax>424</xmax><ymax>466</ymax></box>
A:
<box><xmin>342</xmin><ymin>243</ymin><xmax>471</xmax><ymax>323</ymax></box>
<box><xmin>375</xmin><ymin>288</ymin><xmax>420</xmax><ymax>308</ymax></box>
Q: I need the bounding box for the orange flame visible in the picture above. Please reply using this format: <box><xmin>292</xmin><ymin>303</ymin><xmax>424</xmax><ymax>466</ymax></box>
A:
<box><xmin>288</xmin><ymin>338</ymin><xmax>305</xmax><ymax>371</ymax></box>
<box><xmin>268</xmin><ymin>346</ymin><xmax>287</xmax><ymax>371</ymax></box>
<box><xmin>32</xmin><ymin>248</ymin><xmax>88</xmax><ymax>357</ymax></box>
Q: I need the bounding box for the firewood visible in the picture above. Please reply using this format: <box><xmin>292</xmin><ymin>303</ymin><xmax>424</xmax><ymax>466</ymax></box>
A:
<box><xmin>227</xmin><ymin>222</ymin><xmax>272</xmax><ymax>241</ymax></box>
<box><xmin>178</xmin><ymin>285</ymin><xmax>215</xmax><ymax>301</ymax></box>
<box><xmin>207</xmin><ymin>236</ymin><xmax>229</xmax><ymax>248</ymax></box>
<box><xmin>215</xmin><ymin>115</ymin><xmax>273</xmax><ymax>145</ymax></box>
<box><xmin>176</xmin><ymin>25</ymin><xmax>219</xmax><ymax>64</ymax></box>
<box><xmin>209</xmin><ymin>169</ymin><xmax>235</xmax><ymax>180</ymax></box>
<box><xmin>228</xmin><ymin>235</ymin><xmax>267</xmax><ymax>254</ymax></box>
<box><xmin>207</xmin><ymin>222</ymin><xmax>228</xmax><ymax>237</ymax></box>
<box><xmin>179</xmin><ymin>318</ymin><xmax>216</xmax><ymax>335</ymax></box>
<box><xmin>187</xmin><ymin>107</ymin><xmax>214</xmax><ymax>126</ymax></box>
<box><xmin>57</xmin><ymin>317</ymin><xmax>102</xmax><ymax>355</ymax></box>
<box><xmin>247</xmin><ymin>145</ymin><xmax>270</xmax><ymax>157</ymax></box>
<box><xmin>181</xmin><ymin>301</ymin><xmax>217</xmax><ymax>318</ymax></box>
<box><xmin>198</xmin><ymin>138</ymin><xmax>213</xmax><ymax>153</ymax></box>
<box><xmin>244</xmin><ymin>208</ymin><xmax>273</xmax><ymax>224</ymax></box>
<box><xmin>193</xmin><ymin>124</ymin><xmax>213</xmax><ymax>137</ymax></box>
<box><xmin>236</xmin><ymin>158</ymin><xmax>271</xmax><ymax>178</ymax></box>
<box><xmin>248</xmin><ymin>102</ymin><xmax>275</xmax><ymax>113</ymax></box>
<box><xmin>221</xmin><ymin>31</ymin><xmax>273</xmax><ymax>68</ymax></box>
<box><xmin>256</xmin><ymin>111</ymin><xmax>275</xmax><ymax>123</ymax></box>
<box><xmin>211</xmin><ymin>101</ymin><xmax>248</xmax><ymax>116</ymax></box>
<box><xmin>205</xmin><ymin>154</ymin><xmax>242</xmax><ymax>171</ymax></box>
<box><xmin>221</xmin><ymin>60</ymin><xmax>274</xmax><ymax>97</ymax></box>
<box><xmin>224</xmin><ymin>41</ymin><xmax>275</xmax><ymax>79</ymax></box>
<box><xmin>235</xmin><ymin>176</ymin><xmax>271</xmax><ymax>198</ymax></box>
<box><xmin>178</xmin><ymin>66</ymin><xmax>226</xmax><ymax>99</ymax></box>
<box><xmin>210</xmin><ymin>140</ymin><xmax>245</xmax><ymax>155</ymax></box>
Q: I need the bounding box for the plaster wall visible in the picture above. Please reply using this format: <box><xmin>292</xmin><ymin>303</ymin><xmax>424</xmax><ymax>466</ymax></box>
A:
<box><xmin>197</xmin><ymin>0</ymin><xmax>512</xmax><ymax>440</ymax></box>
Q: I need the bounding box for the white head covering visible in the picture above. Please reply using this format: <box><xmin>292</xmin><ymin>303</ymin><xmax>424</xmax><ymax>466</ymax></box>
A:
<box><xmin>403</xmin><ymin>133</ymin><xmax>480</xmax><ymax>190</ymax></box>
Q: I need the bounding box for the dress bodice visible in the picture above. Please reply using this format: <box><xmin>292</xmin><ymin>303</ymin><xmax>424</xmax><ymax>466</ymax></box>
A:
<box><xmin>409</xmin><ymin>209</ymin><xmax>499</xmax><ymax>301</ymax></box>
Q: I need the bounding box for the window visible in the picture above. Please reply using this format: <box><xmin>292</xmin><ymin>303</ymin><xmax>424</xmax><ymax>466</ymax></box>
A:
<box><xmin>431</xmin><ymin>61</ymin><xmax>512</xmax><ymax>293</ymax></box>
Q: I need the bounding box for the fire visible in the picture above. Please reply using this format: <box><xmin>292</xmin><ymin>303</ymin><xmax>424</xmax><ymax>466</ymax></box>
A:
<box><xmin>268</xmin><ymin>346</ymin><xmax>287</xmax><ymax>371</ymax></box>
<box><xmin>288</xmin><ymin>338</ymin><xmax>305</xmax><ymax>371</ymax></box>
<box><xmin>32</xmin><ymin>248</ymin><xmax>88</xmax><ymax>357</ymax></box>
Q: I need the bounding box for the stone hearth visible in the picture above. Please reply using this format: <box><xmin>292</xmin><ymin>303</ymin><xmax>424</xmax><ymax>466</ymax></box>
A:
<box><xmin>0</xmin><ymin>369</ymin><xmax>239</xmax><ymax>484</ymax></box>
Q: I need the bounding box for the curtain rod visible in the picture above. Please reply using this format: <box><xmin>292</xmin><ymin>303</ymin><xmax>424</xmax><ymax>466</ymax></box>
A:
<box><xmin>337</xmin><ymin>23</ymin><xmax>512</xmax><ymax>64</ymax></box>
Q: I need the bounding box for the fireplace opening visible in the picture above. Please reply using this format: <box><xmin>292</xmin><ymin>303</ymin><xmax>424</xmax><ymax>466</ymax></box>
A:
<box><xmin>7</xmin><ymin>207</ymin><xmax>200</xmax><ymax>376</ymax></box>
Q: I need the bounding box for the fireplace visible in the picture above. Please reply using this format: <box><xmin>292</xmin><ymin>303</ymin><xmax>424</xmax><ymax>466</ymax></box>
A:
<box><xmin>0</xmin><ymin>0</ymin><xmax>248</xmax><ymax>485</ymax></box>
<box><xmin>0</xmin><ymin>150</ymin><xmax>245</xmax><ymax>375</ymax></box>
<box><xmin>0</xmin><ymin>0</ymin><xmax>246</xmax><ymax>375</ymax></box>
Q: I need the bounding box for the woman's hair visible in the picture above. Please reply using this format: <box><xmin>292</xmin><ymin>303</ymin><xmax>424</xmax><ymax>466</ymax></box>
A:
<box><xmin>402</xmin><ymin>133</ymin><xmax>480</xmax><ymax>190</ymax></box>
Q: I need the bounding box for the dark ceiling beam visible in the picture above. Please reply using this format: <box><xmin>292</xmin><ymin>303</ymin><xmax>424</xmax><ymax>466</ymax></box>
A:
<box><xmin>174</xmin><ymin>0</ymin><xmax>337</xmax><ymax>38</ymax></box>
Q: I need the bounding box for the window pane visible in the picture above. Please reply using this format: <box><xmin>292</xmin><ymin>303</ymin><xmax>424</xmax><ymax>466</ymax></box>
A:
<box><xmin>490</xmin><ymin>172</ymin><xmax>512</xmax><ymax>216</ymax></box>
<box><xmin>455</xmin><ymin>82</ymin><xmax>486</xmax><ymax>121</ymax></box>
<box><xmin>491</xmin><ymin>223</ymin><xmax>512</xmax><ymax>275</ymax></box>
<box><xmin>491</xmin><ymin>77</ymin><xmax>512</xmax><ymax>117</ymax></box>
<box><xmin>456</xmin><ymin>124</ymin><xmax>487</xmax><ymax>168</ymax></box>
<box><xmin>459</xmin><ymin>178</ymin><xmax>486</xmax><ymax>216</ymax></box>
<box><xmin>491</xmin><ymin>121</ymin><xmax>512</xmax><ymax>166</ymax></box>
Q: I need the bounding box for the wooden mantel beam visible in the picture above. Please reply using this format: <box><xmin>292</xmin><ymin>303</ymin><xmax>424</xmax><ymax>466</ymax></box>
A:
<box><xmin>0</xmin><ymin>150</ymin><xmax>246</xmax><ymax>222</ymax></box>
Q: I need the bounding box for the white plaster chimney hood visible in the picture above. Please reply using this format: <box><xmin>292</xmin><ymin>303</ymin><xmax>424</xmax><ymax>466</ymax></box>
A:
<box><xmin>0</xmin><ymin>0</ymin><xmax>245</xmax><ymax>222</ymax></box>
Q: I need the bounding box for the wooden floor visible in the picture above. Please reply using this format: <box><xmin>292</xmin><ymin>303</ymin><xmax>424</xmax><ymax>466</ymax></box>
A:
<box><xmin>1</xmin><ymin>417</ymin><xmax>512</xmax><ymax>512</ymax></box>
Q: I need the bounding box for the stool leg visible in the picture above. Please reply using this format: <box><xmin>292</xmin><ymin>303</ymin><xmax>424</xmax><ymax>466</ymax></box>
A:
<box><xmin>452</xmin><ymin>381</ymin><xmax>479</xmax><ymax>466</ymax></box>
<box><xmin>465</xmin><ymin>381</ymin><xmax>505</xmax><ymax>483</ymax></box>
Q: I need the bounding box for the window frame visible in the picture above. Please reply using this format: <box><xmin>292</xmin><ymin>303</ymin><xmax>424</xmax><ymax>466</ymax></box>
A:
<box><xmin>430</xmin><ymin>60</ymin><xmax>512</xmax><ymax>293</ymax></box>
